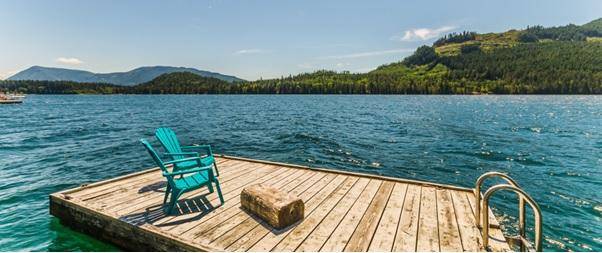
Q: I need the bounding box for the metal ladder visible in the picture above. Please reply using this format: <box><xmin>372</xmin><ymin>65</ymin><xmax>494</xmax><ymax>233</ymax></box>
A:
<box><xmin>475</xmin><ymin>172</ymin><xmax>543</xmax><ymax>252</ymax></box>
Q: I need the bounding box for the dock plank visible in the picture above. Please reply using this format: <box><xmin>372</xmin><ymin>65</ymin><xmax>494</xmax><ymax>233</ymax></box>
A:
<box><xmin>450</xmin><ymin>190</ymin><xmax>483</xmax><ymax>251</ymax></box>
<box><xmin>368</xmin><ymin>182</ymin><xmax>408</xmax><ymax>252</ymax></box>
<box><xmin>416</xmin><ymin>186</ymin><xmax>439</xmax><ymax>251</ymax></box>
<box><xmin>49</xmin><ymin>156</ymin><xmax>513</xmax><ymax>252</ymax></box>
<box><xmin>295</xmin><ymin>178</ymin><xmax>370</xmax><ymax>251</ymax></box>
<box><xmin>319</xmin><ymin>180</ymin><xmax>382</xmax><ymax>252</ymax></box>
<box><xmin>344</xmin><ymin>181</ymin><xmax>395</xmax><ymax>251</ymax></box>
<box><xmin>392</xmin><ymin>184</ymin><xmax>421</xmax><ymax>251</ymax></box>
<box><xmin>436</xmin><ymin>189</ymin><xmax>463</xmax><ymax>251</ymax></box>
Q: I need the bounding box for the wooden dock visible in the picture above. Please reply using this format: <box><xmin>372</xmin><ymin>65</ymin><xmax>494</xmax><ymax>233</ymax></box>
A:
<box><xmin>50</xmin><ymin>155</ymin><xmax>512</xmax><ymax>251</ymax></box>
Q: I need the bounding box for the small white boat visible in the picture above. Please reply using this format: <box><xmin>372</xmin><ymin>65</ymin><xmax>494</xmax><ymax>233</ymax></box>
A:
<box><xmin>7</xmin><ymin>94</ymin><xmax>26</xmax><ymax>100</ymax></box>
<box><xmin>0</xmin><ymin>92</ymin><xmax>25</xmax><ymax>104</ymax></box>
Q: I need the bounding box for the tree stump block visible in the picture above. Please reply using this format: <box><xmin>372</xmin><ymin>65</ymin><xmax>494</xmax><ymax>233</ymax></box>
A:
<box><xmin>240</xmin><ymin>183</ymin><xmax>304</xmax><ymax>229</ymax></box>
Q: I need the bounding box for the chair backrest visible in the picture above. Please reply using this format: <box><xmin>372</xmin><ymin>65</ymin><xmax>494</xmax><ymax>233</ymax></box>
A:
<box><xmin>140</xmin><ymin>139</ymin><xmax>170</xmax><ymax>177</ymax></box>
<box><xmin>155</xmin><ymin>127</ymin><xmax>185</xmax><ymax>160</ymax></box>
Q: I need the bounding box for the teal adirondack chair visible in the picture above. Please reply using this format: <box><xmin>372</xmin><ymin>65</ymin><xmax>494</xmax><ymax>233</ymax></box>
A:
<box><xmin>140</xmin><ymin>139</ymin><xmax>224</xmax><ymax>214</ymax></box>
<box><xmin>155</xmin><ymin>127</ymin><xmax>220</xmax><ymax>177</ymax></box>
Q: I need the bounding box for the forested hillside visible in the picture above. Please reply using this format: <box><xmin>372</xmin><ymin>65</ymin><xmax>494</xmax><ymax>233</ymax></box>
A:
<box><xmin>128</xmin><ymin>72</ymin><xmax>234</xmax><ymax>94</ymax></box>
<box><xmin>2</xmin><ymin>18</ymin><xmax>601</xmax><ymax>94</ymax></box>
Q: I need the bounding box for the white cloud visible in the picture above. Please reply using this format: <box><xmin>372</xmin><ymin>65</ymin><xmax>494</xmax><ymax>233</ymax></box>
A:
<box><xmin>56</xmin><ymin>57</ymin><xmax>84</xmax><ymax>65</ymax></box>
<box><xmin>317</xmin><ymin>48</ymin><xmax>413</xmax><ymax>60</ymax></box>
<box><xmin>233</xmin><ymin>49</ymin><xmax>266</xmax><ymax>55</ymax></box>
<box><xmin>392</xmin><ymin>26</ymin><xmax>457</xmax><ymax>41</ymax></box>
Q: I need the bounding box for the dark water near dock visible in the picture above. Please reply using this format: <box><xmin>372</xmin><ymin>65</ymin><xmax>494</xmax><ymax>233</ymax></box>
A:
<box><xmin>0</xmin><ymin>95</ymin><xmax>600</xmax><ymax>251</ymax></box>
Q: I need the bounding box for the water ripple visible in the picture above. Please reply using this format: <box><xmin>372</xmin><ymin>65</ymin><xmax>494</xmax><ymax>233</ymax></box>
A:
<box><xmin>0</xmin><ymin>95</ymin><xmax>600</xmax><ymax>251</ymax></box>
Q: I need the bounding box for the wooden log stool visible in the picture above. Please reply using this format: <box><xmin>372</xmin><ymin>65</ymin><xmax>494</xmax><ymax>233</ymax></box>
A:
<box><xmin>240</xmin><ymin>183</ymin><xmax>304</xmax><ymax>229</ymax></box>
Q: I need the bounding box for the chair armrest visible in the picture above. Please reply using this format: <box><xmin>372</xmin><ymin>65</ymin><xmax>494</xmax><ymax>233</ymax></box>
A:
<box><xmin>182</xmin><ymin>145</ymin><xmax>213</xmax><ymax>155</ymax></box>
<box><xmin>163</xmin><ymin>157</ymin><xmax>201</xmax><ymax>165</ymax></box>
<box><xmin>164</xmin><ymin>152</ymin><xmax>199</xmax><ymax>157</ymax></box>
<box><xmin>163</xmin><ymin>165</ymin><xmax>213</xmax><ymax>177</ymax></box>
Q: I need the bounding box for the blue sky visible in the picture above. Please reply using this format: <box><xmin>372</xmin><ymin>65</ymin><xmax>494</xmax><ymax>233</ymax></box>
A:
<box><xmin>1</xmin><ymin>0</ymin><xmax>600</xmax><ymax>80</ymax></box>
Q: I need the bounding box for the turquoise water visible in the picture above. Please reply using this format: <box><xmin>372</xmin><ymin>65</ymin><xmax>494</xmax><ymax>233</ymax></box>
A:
<box><xmin>0</xmin><ymin>95</ymin><xmax>600</xmax><ymax>251</ymax></box>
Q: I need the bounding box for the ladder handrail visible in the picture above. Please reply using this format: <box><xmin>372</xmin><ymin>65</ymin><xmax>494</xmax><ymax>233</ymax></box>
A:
<box><xmin>474</xmin><ymin>172</ymin><xmax>523</xmax><ymax>229</ymax></box>
<box><xmin>482</xmin><ymin>184</ymin><xmax>543</xmax><ymax>252</ymax></box>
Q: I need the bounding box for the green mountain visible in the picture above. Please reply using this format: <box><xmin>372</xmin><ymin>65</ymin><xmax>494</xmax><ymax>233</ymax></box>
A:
<box><xmin>582</xmin><ymin>18</ymin><xmax>602</xmax><ymax>31</ymax></box>
<box><xmin>129</xmin><ymin>72</ymin><xmax>233</xmax><ymax>94</ymax></box>
<box><xmin>243</xmin><ymin>18</ymin><xmax>602</xmax><ymax>94</ymax></box>
<box><xmin>7</xmin><ymin>65</ymin><xmax>244</xmax><ymax>85</ymax></box>
<box><xmin>2</xmin><ymin>18</ymin><xmax>601</xmax><ymax>94</ymax></box>
<box><xmin>0</xmin><ymin>72</ymin><xmax>233</xmax><ymax>94</ymax></box>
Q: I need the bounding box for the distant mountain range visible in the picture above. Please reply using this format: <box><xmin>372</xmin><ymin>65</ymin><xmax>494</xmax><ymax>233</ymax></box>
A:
<box><xmin>7</xmin><ymin>65</ymin><xmax>244</xmax><ymax>85</ymax></box>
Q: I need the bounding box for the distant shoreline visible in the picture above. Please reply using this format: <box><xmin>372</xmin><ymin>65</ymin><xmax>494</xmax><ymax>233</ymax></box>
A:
<box><xmin>15</xmin><ymin>93</ymin><xmax>601</xmax><ymax>96</ymax></box>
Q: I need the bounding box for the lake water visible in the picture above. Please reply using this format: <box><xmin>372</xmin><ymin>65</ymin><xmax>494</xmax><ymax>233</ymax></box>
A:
<box><xmin>0</xmin><ymin>95</ymin><xmax>600</xmax><ymax>251</ymax></box>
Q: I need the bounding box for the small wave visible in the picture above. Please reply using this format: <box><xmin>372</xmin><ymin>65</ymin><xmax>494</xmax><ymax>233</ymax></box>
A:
<box><xmin>1</xmin><ymin>95</ymin><xmax>600</xmax><ymax>251</ymax></box>
<box><xmin>545</xmin><ymin>238</ymin><xmax>567</xmax><ymax>250</ymax></box>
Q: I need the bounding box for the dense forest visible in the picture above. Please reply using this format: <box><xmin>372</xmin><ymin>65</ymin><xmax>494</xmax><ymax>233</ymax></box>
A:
<box><xmin>2</xmin><ymin>18</ymin><xmax>601</xmax><ymax>94</ymax></box>
<box><xmin>0</xmin><ymin>80</ymin><xmax>128</xmax><ymax>94</ymax></box>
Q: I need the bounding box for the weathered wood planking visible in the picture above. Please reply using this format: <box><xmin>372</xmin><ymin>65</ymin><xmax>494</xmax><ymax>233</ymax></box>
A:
<box><xmin>50</xmin><ymin>155</ymin><xmax>512</xmax><ymax>252</ymax></box>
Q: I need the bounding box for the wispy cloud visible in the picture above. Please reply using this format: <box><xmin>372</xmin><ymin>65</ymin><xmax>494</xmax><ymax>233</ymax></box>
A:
<box><xmin>317</xmin><ymin>48</ymin><xmax>413</xmax><ymax>60</ymax></box>
<box><xmin>233</xmin><ymin>49</ymin><xmax>266</xmax><ymax>55</ymax></box>
<box><xmin>56</xmin><ymin>57</ymin><xmax>84</xmax><ymax>65</ymax></box>
<box><xmin>392</xmin><ymin>26</ymin><xmax>457</xmax><ymax>41</ymax></box>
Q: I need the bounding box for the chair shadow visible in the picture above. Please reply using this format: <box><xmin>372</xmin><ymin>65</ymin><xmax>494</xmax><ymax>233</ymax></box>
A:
<box><xmin>120</xmin><ymin>182</ymin><xmax>301</xmax><ymax>233</ymax></box>
<box><xmin>138</xmin><ymin>181</ymin><xmax>167</xmax><ymax>194</ymax></box>
<box><xmin>120</xmin><ymin>182</ymin><xmax>222</xmax><ymax>226</ymax></box>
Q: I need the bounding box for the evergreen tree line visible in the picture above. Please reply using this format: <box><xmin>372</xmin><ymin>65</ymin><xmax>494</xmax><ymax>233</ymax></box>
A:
<box><xmin>433</xmin><ymin>31</ymin><xmax>477</xmax><ymax>47</ymax></box>
<box><xmin>520</xmin><ymin>23</ymin><xmax>602</xmax><ymax>42</ymax></box>
<box><xmin>2</xmin><ymin>41</ymin><xmax>601</xmax><ymax>95</ymax></box>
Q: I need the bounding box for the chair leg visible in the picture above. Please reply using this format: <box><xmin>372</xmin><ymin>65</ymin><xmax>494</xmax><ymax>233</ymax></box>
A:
<box><xmin>207</xmin><ymin>183</ymin><xmax>214</xmax><ymax>193</ymax></box>
<box><xmin>163</xmin><ymin>184</ymin><xmax>171</xmax><ymax>204</ymax></box>
<box><xmin>214</xmin><ymin>180</ymin><xmax>224</xmax><ymax>204</ymax></box>
<box><xmin>213</xmin><ymin>161</ymin><xmax>220</xmax><ymax>177</ymax></box>
<box><xmin>166</xmin><ymin>190</ymin><xmax>181</xmax><ymax>215</ymax></box>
